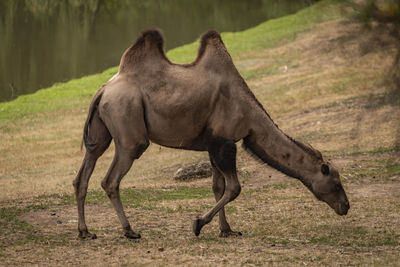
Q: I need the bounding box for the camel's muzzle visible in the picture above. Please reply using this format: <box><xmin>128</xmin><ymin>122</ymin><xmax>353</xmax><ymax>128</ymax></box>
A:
<box><xmin>334</xmin><ymin>201</ymin><xmax>350</xmax><ymax>216</ymax></box>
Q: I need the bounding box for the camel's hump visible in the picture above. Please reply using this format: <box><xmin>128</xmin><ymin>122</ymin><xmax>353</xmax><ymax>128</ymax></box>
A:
<box><xmin>200</xmin><ymin>30</ymin><xmax>222</xmax><ymax>43</ymax></box>
<box><xmin>136</xmin><ymin>29</ymin><xmax>164</xmax><ymax>48</ymax></box>
<box><xmin>197</xmin><ymin>30</ymin><xmax>225</xmax><ymax>56</ymax></box>
<box><xmin>119</xmin><ymin>28</ymin><xmax>165</xmax><ymax>72</ymax></box>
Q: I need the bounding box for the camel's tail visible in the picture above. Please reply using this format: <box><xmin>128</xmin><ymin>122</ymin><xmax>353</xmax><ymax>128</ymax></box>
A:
<box><xmin>81</xmin><ymin>87</ymin><xmax>105</xmax><ymax>151</ymax></box>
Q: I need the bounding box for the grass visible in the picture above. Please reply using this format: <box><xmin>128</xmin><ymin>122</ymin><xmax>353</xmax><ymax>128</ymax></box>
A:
<box><xmin>0</xmin><ymin>67</ymin><xmax>118</xmax><ymax>123</ymax></box>
<box><xmin>348</xmin><ymin>146</ymin><xmax>400</xmax><ymax>155</ymax></box>
<box><xmin>1</xmin><ymin>0</ymin><xmax>400</xmax><ymax>265</ymax></box>
<box><xmin>167</xmin><ymin>0</ymin><xmax>344</xmax><ymax>63</ymax></box>
<box><xmin>0</xmin><ymin>186</ymin><xmax>214</xmax><ymax>247</ymax></box>
<box><xmin>0</xmin><ymin>207</ymin><xmax>33</xmax><ymax>235</ymax></box>
<box><xmin>309</xmin><ymin>225</ymin><xmax>400</xmax><ymax>247</ymax></box>
<box><xmin>0</xmin><ymin>206</ymin><xmax>69</xmax><ymax>247</ymax></box>
<box><xmin>87</xmin><ymin>186</ymin><xmax>213</xmax><ymax>211</ymax></box>
<box><xmin>0</xmin><ymin>0</ymin><xmax>343</xmax><ymax>123</ymax></box>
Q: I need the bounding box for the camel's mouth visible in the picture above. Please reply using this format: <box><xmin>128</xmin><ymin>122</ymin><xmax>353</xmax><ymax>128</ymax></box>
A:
<box><xmin>333</xmin><ymin>201</ymin><xmax>350</xmax><ymax>216</ymax></box>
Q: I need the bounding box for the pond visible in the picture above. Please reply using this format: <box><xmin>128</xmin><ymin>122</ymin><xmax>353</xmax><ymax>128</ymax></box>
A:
<box><xmin>0</xmin><ymin>0</ymin><xmax>317</xmax><ymax>102</ymax></box>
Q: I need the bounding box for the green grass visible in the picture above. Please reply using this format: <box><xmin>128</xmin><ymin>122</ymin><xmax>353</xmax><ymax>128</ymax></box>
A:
<box><xmin>0</xmin><ymin>67</ymin><xmax>118</xmax><ymax>123</ymax></box>
<box><xmin>168</xmin><ymin>0</ymin><xmax>344</xmax><ymax>63</ymax></box>
<box><xmin>0</xmin><ymin>0</ymin><xmax>343</xmax><ymax>123</ymax></box>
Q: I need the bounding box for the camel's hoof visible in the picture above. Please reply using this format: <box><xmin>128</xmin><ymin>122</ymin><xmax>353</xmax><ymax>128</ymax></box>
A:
<box><xmin>79</xmin><ymin>230</ymin><xmax>97</xmax><ymax>240</ymax></box>
<box><xmin>192</xmin><ymin>218</ymin><xmax>204</xmax><ymax>236</ymax></box>
<box><xmin>124</xmin><ymin>231</ymin><xmax>141</xmax><ymax>239</ymax></box>
<box><xmin>219</xmin><ymin>230</ymin><xmax>242</xmax><ymax>238</ymax></box>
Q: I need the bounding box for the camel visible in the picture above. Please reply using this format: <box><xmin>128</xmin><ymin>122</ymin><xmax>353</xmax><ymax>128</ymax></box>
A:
<box><xmin>73</xmin><ymin>29</ymin><xmax>350</xmax><ymax>239</ymax></box>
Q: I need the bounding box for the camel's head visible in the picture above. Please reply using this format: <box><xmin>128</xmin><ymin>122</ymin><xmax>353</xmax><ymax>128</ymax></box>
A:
<box><xmin>310</xmin><ymin>162</ymin><xmax>350</xmax><ymax>216</ymax></box>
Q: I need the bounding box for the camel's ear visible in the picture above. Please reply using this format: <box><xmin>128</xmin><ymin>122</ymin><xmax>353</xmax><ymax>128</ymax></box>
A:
<box><xmin>321</xmin><ymin>163</ymin><xmax>330</xmax><ymax>175</ymax></box>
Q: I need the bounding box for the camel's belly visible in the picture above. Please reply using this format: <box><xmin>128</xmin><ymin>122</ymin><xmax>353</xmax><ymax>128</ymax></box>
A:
<box><xmin>146</xmin><ymin>114</ymin><xmax>207</xmax><ymax>148</ymax></box>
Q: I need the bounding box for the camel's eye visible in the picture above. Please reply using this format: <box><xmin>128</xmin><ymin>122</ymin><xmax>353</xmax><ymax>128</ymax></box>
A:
<box><xmin>321</xmin><ymin>163</ymin><xmax>330</xmax><ymax>175</ymax></box>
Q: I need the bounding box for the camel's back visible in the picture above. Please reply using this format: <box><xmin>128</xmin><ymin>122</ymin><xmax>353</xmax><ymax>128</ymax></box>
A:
<box><xmin>137</xmin><ymin>63</ymin><xmax>218</xmax><ymax>148</ymax></box>
<box><xmin>111</xmin><ymin>29</ymin><xmax>252</xmax><ymax>147</ymax></box>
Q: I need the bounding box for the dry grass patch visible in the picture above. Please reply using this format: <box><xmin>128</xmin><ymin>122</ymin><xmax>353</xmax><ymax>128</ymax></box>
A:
<box><xmin>1</xmin><ymin>168</ymin><xmax>399</xmax><ymax>265</ymax></box>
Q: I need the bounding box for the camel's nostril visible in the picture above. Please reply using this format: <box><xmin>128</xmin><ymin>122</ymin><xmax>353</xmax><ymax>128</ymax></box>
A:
<box><xmin>334</xmin><ymin>202</ymin><xmax>349</xmax><ymax>216</ymax></box>
<box><xmin>340</xmin><ymin>202</ymin><xmax>350</xmax><ymax>215</ymax></box>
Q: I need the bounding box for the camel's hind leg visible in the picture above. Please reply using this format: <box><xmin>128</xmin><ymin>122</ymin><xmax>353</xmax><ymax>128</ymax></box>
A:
<box><xmin>193</xmin><ymin>137</ymin><xmax>241</xmax><ymax>236</ymax></box>
<box><xmin>73</xmin><ymin>112</ymin><xmax>111</xmax><ymax>239</ymax></box>
<box><xmin>100</xmin><ymin>102</ymin><xmax>149</xmax><ymax>239</ymax></box>
<box><xmin>210</xmin><ymin>159</ymin><xmax>242</xmax><ymax>237</ymax></box>
<box><xmin>100</xmin><ymin>140</ymin><xmax>148</xmax><ymax>239</ymax></box>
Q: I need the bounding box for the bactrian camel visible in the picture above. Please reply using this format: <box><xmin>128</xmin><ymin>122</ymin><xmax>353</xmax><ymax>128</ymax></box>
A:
<box><xmin>73</xmin><ymin>29</ymin><xmax>350</xmax><ymax>239</ymax></box>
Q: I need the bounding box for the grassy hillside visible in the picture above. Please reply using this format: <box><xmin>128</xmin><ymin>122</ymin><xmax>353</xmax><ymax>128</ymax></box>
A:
<box><xmin>1</xmin><ymin>0</ymin><xmax>399</xmax><ymax>265</ymax></box>
<box><xmin>0</xmin><ymin>0</ymin><xmax>342</xmax><ymax>122</ymax></box>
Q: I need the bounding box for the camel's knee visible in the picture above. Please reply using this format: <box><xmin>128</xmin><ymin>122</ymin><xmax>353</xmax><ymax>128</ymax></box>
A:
<box><xmin>73</xmin><ymin>180</ymin><xmax>88</xmax><ymax>192</ymax></box>
<box><xmin>227</xmin><ymin>181</ymin><xmax>241</xmax><ymax>202</ymax></box>
<box><xmin>101</xmin><ymin>181</ymin><xmax>120</xmax><ymax>198</ymax></box>
<box><xmin>73</xmin><ymin>180</ymin><xmax>89</xmax><ymax>203</ymax></box>
<box><xmin>73</xmin><ymin>155</ymin><xmax>97</xmax><ymax>188</ymax></box>
<box><xmin>101</xmin><ymin>177</ymin><xmax>118</xmax><ymax>197</ymax></box>
<box><xmin>73</xmin><ymin>178</ymin><xmax>80</xmax><ymax>190</ymax></box>
<box><xmin>73</xmin><ymin>165</ymin><xmax>83</xmax><ymax>190</ymax></box>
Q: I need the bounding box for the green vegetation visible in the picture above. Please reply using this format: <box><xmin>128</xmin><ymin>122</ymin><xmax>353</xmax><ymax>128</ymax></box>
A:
<box><xmin>0</xmin><ymin>67</ymin><xmax>118</xmax><ymax>122</ymax></box>
<box><xmin>169</xmin><ymin>0</ymin><xmax>343</xmax><ymax>63</ymax></box>
<box><xmin>0</xmin><ymin>0</ymin><xmax>343</xmax><ymax>123</ymax></box>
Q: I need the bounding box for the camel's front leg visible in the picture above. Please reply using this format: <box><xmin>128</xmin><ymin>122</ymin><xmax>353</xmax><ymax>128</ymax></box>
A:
<box><xmin>193</xmin><ymin>138</ymin><xmax>241</xmax><ymax>236</ymax></box>
<box><xmin>210</xmin><ymin>159</ymin><xmax>242</xmax><ymax>237</ymax></box>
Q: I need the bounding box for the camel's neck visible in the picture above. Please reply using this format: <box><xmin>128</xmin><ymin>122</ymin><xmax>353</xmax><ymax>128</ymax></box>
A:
<box><xmin>243</xmin><ymin>108</ymin><xmax>322</xmax><ymax>187</ymax></box>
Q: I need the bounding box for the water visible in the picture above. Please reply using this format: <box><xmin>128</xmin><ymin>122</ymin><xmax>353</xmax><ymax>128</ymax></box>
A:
<box><xmin>0</xmin><ymin>0</ymin><xmax>317</xmax><ymax>102</ymax></box>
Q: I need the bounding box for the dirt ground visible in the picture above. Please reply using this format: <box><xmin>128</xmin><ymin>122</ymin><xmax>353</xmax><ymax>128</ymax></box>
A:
<box><xmin>1</xmin><ymin>18</ymin><xmax>399</xmax><ymax>266</ymax></box>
